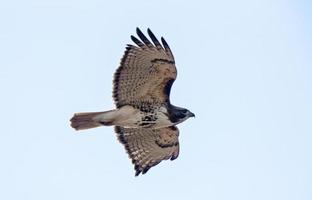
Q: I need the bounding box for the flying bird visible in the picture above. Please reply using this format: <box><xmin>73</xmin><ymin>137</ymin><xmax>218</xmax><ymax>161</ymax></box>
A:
<box><xmin>70</xmin><ymin>28</ymin><xmax>194</xmax><ymax>176</ymax></box>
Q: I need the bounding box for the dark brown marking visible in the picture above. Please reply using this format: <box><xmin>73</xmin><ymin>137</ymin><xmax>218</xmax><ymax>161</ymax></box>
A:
<box><xmin>147</xmin><ymin>28</ymin><xmax>163</xmax><ymax>49</ymax></box>
<box><xmin>131</xmin><ymin>35</ymin><xmax>144</xmax><ymax>47</ymax></box>
<box><xmin>136</xmin><ymin>27</ymin><xmax>153</xmax><ymax>47</ymax></box>
<box><xmin>164</xmin><ymin>79</ymin><xmax>175</xmax><ymax>98</ymax></box>
<box><xmin>151</xmin><ymin>58</ymin><xmax>175</xmax><ymax>64</ymax></box>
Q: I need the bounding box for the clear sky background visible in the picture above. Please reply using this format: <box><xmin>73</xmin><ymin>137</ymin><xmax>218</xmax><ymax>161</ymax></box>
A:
<box><xmin>0</xmin><ymin>0</ymin><xmax>311</xmax><ymax>199</ymax></box>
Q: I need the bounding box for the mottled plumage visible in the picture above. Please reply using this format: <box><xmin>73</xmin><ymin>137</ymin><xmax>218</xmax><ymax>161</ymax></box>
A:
<box><xmin>113</xmin><ymin>28</ymin><xmax>176</xmax><ymax>108</ymax></box>
<box><xmin>116</xmin><ymin>126</ymin><xmax>179</xmax><ymax>176</ymax></box>
<box><xmin>70</xmin><ymin>28</ymin><xmax>194</xmax><ymax>176</ymax></box>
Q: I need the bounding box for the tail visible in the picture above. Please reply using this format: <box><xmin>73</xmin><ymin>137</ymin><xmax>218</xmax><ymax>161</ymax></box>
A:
<box><xmin>70</xmin><ymin>110</ymin><xmax>116</xmax><ymax>131</ymax></box>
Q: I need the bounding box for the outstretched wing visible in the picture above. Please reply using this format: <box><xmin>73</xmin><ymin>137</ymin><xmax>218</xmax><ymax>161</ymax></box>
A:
<box><xmin>113</xmin><ymin>28</ymin><xmax>176</xmax><ymax>108</ymax></box>
<box><xmin>115</xmin><ymin>126</ymin><xmax>180</xmax><ymax>176</ymax></box>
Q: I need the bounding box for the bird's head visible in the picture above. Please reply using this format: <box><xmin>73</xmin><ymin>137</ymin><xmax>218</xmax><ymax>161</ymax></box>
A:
<box><xmin>180</xmin><ymin>108</ymin><xmax>195</xmax><ymax>119</ymax></box>
<box><xmin>169</xmin><ymin>106</ymin><xmax>195</xmax><ymax>124</ymax></box>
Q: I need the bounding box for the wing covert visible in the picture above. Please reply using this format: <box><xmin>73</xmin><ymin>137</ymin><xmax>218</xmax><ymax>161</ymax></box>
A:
<box><xmin>115</xmin><ymin>126</ymin><xmax>180</xmax><ymax>176</ymax></box>
<box><xmin>113</xmin><ymin>28</ymin><xmax>176</xmax><ymax>108</ymax></box>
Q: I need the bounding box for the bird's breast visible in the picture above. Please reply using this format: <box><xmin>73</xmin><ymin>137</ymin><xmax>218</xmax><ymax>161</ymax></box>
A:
<box><xmin>115</xmin><ymin>105</ymin><xmax>173</xmax><ymax>129</ymax></box>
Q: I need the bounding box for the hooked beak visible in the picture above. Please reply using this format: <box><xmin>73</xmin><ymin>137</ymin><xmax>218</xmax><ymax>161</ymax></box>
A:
<box><xmin>189</xmin><ymin>111</ymin><xmax>195</xmax><ymax>118</ymax></box>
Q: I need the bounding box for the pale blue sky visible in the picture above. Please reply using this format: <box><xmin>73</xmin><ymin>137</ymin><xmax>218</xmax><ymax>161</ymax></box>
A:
<box><xmin>0</xmin><ymin>0</ymin><xmax>311</xmax><ymax>200</ymax></box>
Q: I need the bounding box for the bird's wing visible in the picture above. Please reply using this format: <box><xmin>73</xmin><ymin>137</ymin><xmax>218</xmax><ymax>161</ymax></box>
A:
<box><xmin>115</xmin><ymin>126</ymin><xmax>180</xmax><ymax>176</ymax></box>
<box><xmin>113</xmin><ymin>28</ymin><xmax>176</xmax><ymax>108</ymax></box>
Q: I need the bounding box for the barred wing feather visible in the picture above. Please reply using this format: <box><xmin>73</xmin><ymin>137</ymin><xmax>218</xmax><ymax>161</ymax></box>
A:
<box><xmin>115</xmin><ymin>126</ymin><xmax>179</xmax><ymax>176</ymax></box>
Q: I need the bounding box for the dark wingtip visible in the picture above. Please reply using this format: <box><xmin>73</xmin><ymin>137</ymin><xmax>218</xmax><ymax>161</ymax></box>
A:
<box><xmin>147</xmin><ymin>28</ymin><xmax>152</xmax><ymax>35</ymax></box>
<box><xmin>161</xmin><ymin>37</ymin><xmax>169</xmax><ymax>49</ymax></box>
<box><xmin>136</xmin><ymin>27</ymin><xmax>143</xmax><ymax>37</ymax></box>
<box><xmin>142</xmin><ymin>166</ymin><xmax>151</xmax><ymax>174</ymax></box>
<box><xmin>135</xmin><ymin>165</ymin><xmax>141</xmax><ymax>176</ymax></box>
<box><xmin>161</xmin><ymin>36</ymin><xmax>174</xmax><ymax>59</ymax></box>
<box><xmin>136</xmin><ymin>27</ymin><xmax>153</xmax><ymax>47</ymax></box>
<box><xmin>131</xmin><ymin>35</ymin><xmax>143</xmax><ymax>47</ymax></box>
<box><xmin>147</xmin><ymin>28</ymin><xmax>163</xmax><ymax>49</ymax></box>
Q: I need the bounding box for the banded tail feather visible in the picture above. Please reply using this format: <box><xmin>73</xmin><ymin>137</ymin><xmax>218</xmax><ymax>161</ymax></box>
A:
<box><xmin>70</xmin><ymin>110</ymin><xmax>116</xmax><ymax>130</ymax></box>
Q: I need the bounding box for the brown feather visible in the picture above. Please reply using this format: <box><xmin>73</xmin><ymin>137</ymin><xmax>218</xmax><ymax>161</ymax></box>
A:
<box><xmin>113</xmin><ymin>29</ymin><xmax>176</xmax><ymax>108</ymax></box>
<box><xmin>70</xmin><ymin>112</ymin><xmax>106</xmax><ymax>130</ymax></box>
<box><xmin>115</xmin><ymin>126</ymin><xmax>180</xmax><ymax>176</ymax></box>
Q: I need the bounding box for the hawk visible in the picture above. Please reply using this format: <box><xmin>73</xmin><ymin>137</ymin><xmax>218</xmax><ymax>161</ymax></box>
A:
<box><xmin>70</xmin><ymin>28</ymin><xmax>194</xmax><ymax>176</ymax></box>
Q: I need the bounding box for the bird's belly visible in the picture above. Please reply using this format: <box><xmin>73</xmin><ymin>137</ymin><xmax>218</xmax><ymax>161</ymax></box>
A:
<box><xmin>151</xmin><ymin>112</ymin><xmax>174</xmax><ymax>128</ymax></box>
<box><xmin>115</xmin><ymin>107</ymin><xmax>173</xmax><ymax>129</ymax></box>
